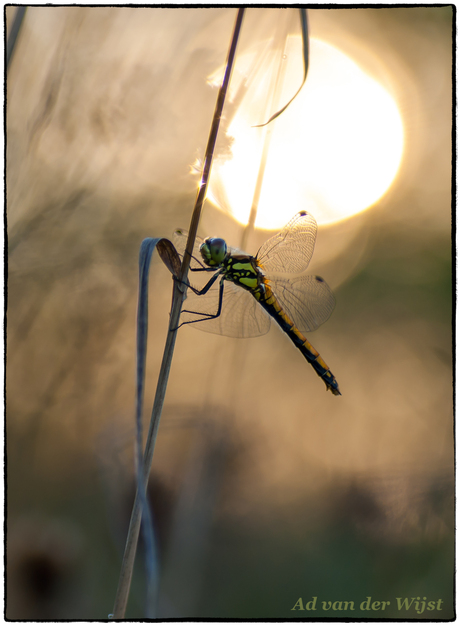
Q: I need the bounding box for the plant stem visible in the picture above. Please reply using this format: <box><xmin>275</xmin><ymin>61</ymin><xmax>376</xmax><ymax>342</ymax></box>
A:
<box><xmin>111</xmin><ymin>9</ymin><xmax>245</xmax><ymax>618</ymax></box>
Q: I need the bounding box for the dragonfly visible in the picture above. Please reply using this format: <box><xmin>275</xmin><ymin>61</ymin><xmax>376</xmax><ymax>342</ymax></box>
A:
<box><xmin>174</xmin><ymin>211</ymin><xmax>341</xmax><ymax>395</ymax></box>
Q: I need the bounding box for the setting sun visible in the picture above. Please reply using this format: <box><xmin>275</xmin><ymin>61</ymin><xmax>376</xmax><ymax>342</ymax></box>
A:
<box><xmin>208</xmin><ymin>37</ymin><xmax>405</xmax><ymax>230</ymax></box>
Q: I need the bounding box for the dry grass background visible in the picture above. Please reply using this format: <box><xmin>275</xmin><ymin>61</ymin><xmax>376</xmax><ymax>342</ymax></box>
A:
<box><xmin>6</xmin><ymin>7</ymin><xmax>453</xmax><ymax>619</ymax></box>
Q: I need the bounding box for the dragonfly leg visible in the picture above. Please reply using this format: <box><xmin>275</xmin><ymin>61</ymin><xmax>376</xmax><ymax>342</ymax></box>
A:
<box><xmin>172</xmin><ymin>275</ymin><xmax>225</xmax><ymax>331</ymax></box>
<box><xmin>173</xmin><ymin>268</ymin><xmax>220</xmax><ymax>294</ymax></box>
<box><xmin>180</xmin><ymin>249</ymin><xmax>206</xmax><ymax>270</ymax></box>
<box><xmin>173</xmin><ymin>268</ymin><xmax>220</xmax><ymax>296</ymax></box>
<box><xmin>179</xmin><ymin>249</ymin><xmax>215</xmax><ymax>272</ymax></box>
<box><xmin>189</xmin><ymin>265</ymin><xmax>216</xmax><ymax>273</ymax></box>
<box><xmin>183</xmin><ymin>270</ymin><xmax>222</xmax><ymax>296</ymax></box>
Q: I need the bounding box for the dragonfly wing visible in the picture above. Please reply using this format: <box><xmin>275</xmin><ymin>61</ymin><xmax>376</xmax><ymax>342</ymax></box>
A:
<box><xmin>257</xmin><ymin>211</ymin><xmax>317</xmax><ymax>275</ymax></box>
<box><xmin>269</xmin><ymin>274</ymin><xmax>335</xmax><ymax>334</ymax></box>
<box><xmin>172</xmin><ymin>229</ymin><xmax>206</xmax><ymax>270</ymax></box>
<box><xmin>182</xmin><ymin>278</ymin><xmax>271</xmax><ymax>338</ymax></box>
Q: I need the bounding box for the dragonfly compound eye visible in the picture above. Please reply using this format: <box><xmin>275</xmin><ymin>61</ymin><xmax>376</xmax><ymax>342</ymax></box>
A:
<box><xmin>200</xmin><ymin>237</ymin><xmax>227</xmax><ymax>266</ymax></box>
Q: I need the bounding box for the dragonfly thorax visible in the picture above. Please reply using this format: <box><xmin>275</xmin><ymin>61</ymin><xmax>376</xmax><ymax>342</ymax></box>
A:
<box><xmin>200</xmin><ymin>237</ymin><xmax>228</xmax><ymax>267</ymax></box>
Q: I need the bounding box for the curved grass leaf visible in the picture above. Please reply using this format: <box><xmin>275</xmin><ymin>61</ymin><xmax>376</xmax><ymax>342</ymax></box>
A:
<box><xmin>136</xmin><ymin>237</ymin><xmax>180</xmax><ymax>617</ymax></box>
<box><xmin>254</xmin><ymin>9</ymin><xmax>309</xmax><ymax>127</ymax></box>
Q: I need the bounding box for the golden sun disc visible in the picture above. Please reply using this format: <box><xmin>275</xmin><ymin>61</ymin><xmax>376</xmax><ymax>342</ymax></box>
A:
<box><xmin>208</xmin><ymin>38</ymin><xmax>405</xmax><ymax>230</ymax></box>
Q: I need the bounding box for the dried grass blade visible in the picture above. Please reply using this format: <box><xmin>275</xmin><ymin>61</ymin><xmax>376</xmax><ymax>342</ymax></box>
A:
<box><xmin>254</xmin><ymin>8</ymin><xmax>309</xmax><ymax>127</ymax></box>
<box><xmin>111</xmin><ymin>9</ymin><xmax>245</xmax><ymax>618</ymax></box>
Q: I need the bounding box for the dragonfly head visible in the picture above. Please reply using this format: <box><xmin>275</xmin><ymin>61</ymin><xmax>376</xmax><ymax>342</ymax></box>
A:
<box><xmin>200</xmin><ymin>237</ymin><xmax>228</xmax><ymax>267</ymax></box>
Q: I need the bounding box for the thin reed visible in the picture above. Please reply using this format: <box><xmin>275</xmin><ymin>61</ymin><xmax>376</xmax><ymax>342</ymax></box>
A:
<box><xmin>111</xmin><ymin>9</ymin><xmax>245</xmax><ymax>618</ymax></box>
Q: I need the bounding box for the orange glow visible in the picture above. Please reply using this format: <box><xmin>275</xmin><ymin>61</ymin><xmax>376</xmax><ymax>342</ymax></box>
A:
<box><xmin>208</xmin><ymin>37</ymin><xmax>405</xmax><ymax>229</ymax></box>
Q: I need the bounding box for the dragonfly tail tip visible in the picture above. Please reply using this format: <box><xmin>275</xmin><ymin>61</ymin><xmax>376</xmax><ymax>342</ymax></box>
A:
<box><xmin>327</xmin><ymin>384</ymin><xmax>341</xmax><ymax>396</ymax></box>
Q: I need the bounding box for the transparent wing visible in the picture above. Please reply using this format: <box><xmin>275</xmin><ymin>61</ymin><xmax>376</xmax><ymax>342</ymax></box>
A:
<box><xmin>181</xmin><ymin>278</ymin><xmax>271</xmax><ymax>338</ymax></box>
<box><xmin>257</xmin><ymin>211</ymin><xmax>317</xmax><ymax>275</ymax></box>
<box><xmin>172</xmin><ymin>229</ymin><xmax>206</xmax><ymax>270</ymax></box>
<box><xmin>269</xmin><ymin>274</ymin><xmax>335</xmax><ymax>334</ymax></box>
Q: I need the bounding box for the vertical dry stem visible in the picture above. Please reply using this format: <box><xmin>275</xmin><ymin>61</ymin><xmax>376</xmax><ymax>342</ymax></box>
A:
<box><xmin>111</xmin><ymin>9</ymin><xmax>245</xmax><ymax>618</ymax></box>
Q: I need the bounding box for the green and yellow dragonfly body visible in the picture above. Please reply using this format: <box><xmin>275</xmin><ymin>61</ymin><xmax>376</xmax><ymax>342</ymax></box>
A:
<box><xmin>174</xmin><ymin>211</ymin><xmax>340</xmax><ymax>396</ymax></box>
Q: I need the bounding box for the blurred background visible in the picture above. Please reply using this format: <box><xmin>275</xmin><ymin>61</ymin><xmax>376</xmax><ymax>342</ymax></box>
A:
<box><xmin>6</xmin><ymin>6</ymin><xmax>453</xmax><ymax>620</ymax></box>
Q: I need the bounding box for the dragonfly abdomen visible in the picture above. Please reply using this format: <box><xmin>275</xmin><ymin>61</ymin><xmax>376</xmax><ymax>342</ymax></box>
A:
<box><xmin>259</xmin><ymin>283</ymin><xmax>341</xmax><ymax>396</ymax></box>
